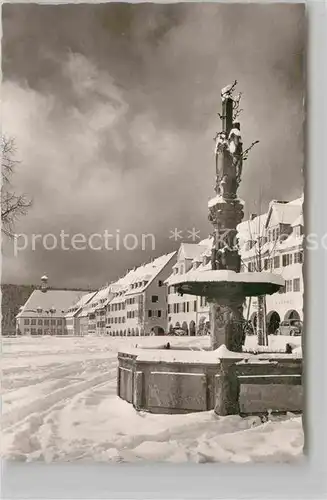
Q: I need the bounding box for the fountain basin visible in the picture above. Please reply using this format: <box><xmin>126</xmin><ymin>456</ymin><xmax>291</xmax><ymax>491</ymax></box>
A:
<box><xmin>167</xmin><ymin>270</ymin><xmax>285</xmax><ymax>299</ymax></box>
<box><xmin>117</xmin><ymin>344</ymin><xmax>302</xmax><ymax>415</ymax></box>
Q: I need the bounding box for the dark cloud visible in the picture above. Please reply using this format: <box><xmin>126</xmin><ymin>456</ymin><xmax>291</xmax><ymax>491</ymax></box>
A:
<box><xmin>2</xmin><ymin>3</ymin><xmax>305</xmax><ymax>288</ymax></box>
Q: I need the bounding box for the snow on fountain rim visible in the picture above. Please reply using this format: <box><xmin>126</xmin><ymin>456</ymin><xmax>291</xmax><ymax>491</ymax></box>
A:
<box><xmin>132</xmin><ymin>344</ymin><xmax>250</xmax><ymax>363</ymax></box>
<box><xmin>168</xmin><ymin>269</ymin><xmax>285</xmax><ymax>287</ymax></box>
<box><xmin>121</xmin><ymin>343</ymin><xmax>301</xmax><ymax>364</ymax></box>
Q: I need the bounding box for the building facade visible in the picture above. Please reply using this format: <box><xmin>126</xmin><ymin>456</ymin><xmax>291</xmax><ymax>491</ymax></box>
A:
<box><xmin>65</xmin><ymin>291</ymin><xmax>97</xmax><ymax>336</ymax></box>
<box><xmin>16</xmin><ymin>276</ymin><xmax>90</xmax><ymax>336</ymax></box>
<box><xmin>166</xmin><ymin>242</ymin><xmax>212</xmax><ymax>335</ymax></box>
<box><xmin>68</xmin><ymin>253</ymin><xmax>177</xmax><ymax>337</ymax></box>
<box><xmin>238</xmin><ymin>197</ymin><xmax>304</xmax><ymax>332</ymax></box>
<box><xmin>165</xmin><ymin>196</ymin><xmax>303</xmax><ymax>335</ymax></box>
<box><xmin>78</xmin><ymin>285</ymin><xmax>113</xmax><ymax>336</ymax></box>
<box><xmin>106</xmin><ymin>252</ymin><xmax>177</xmax><ymax>336</ymax></box>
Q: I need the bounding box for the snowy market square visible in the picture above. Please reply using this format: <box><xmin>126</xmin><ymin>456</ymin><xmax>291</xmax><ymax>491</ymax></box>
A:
<box><xmin>2</xmin><ymin>335</ymin><xmax>303</xmax><ymax>463</ymax></box>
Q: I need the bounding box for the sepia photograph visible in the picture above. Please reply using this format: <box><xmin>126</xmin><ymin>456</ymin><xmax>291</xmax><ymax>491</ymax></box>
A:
<box><xmin>1</xmin><ymin>2</ymin><xmax>306</xmax><ymax>464</ymax></box>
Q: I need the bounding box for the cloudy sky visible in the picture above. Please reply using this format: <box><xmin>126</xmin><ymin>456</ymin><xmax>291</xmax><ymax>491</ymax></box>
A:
<box><xmin>2</xmin><ymin>3</ymin><xmax>305</xmax><ymax>289</ymax></box>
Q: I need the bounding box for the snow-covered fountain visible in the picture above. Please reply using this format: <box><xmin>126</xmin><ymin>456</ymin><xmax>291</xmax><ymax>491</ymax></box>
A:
<box><xmin>117</xmin><ymin>82</ymin><xmax>302</xmax><ymax>416</ymax></box>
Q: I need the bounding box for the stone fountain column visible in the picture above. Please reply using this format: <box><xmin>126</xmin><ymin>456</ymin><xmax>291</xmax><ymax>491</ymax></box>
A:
<box><xmin>209</xmin><ymin>85</ymin><xmax>245</xmax><ymax>352</ymax></box>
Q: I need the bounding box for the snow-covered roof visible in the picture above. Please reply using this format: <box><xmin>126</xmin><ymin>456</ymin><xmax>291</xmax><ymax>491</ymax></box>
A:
<box><xmin>198</xmin><ymin>236</ymin><xmax>213</xmax><ymax>250</ymax></box>
<box><xmin>178</xmin><ymin>243</ymin><xmax>207</xmax><ymax>261</ymax></box>
<box><xmin>238</xmin><ymin>196</ymin><xmax>303</xmax><ymax>243</ymax></box>
<box><xmin>266</xmin><ymin>202</ymin><xmax>301</xmax><ymax>227</ymax></box>
<box><xmin>79</xmin><ymin>252</ymin><xmax>177</xmax><ymax>311</ymax></box>
<box><xmin>124</xmin><ymin>252</ymin><xmax>176</xmax><ymax>296</ymax></box>
<box><xmin>238</xmin><ymin>213</ymin><xmax>268</xmax><ymax>243</ymax></box>
<box><xmin>288</xmin><ymin>195</ymin><xmax>304</xmax><ymax>206</ymax></box>
<box><xmin>65</xmin><ymin>291</ymin><xmax>97</xmax><ymax>318</ymax></box>
<box><xmin>291</xmin><ymin>214</ymin><xmax>303</xmax><ymax>227</ymax></box>
<box><xmin>277</xmin><ymin>233</ymin><xmax>303</xmax><ymax>251</ymax></box>
<box><xmin>80</xmin><ymin>285</ymin><xmax>114</xmax><ymax>315</ymax></box>
<box><xmin>17</xmin><ymin>289</ymin><xmax>90</xmax><ymax>318</ymax></box>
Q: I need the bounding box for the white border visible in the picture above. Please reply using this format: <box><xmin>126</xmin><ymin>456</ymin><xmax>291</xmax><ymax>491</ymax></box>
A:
<box><xmin>1</xmin><ymin>1</ymin><xmax>326</xmax><ymax>499</ymax></box>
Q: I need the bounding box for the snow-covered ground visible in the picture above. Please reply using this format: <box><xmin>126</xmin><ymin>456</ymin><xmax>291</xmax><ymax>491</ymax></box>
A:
<box><xmin>2</xmin><ymin>335</ymin><xmax>303</xmax><ymax>463</ymax></box>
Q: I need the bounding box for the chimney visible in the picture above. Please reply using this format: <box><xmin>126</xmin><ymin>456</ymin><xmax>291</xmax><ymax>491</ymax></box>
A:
<box><xmin>41</xmin><ymin>275</ymin><xmax>48</xmax><ymax>293</ymax></box>
<box><xmin>250</xmin><ymin>213</ymin><xmax>257</xmax><ymax>221</ymax></box>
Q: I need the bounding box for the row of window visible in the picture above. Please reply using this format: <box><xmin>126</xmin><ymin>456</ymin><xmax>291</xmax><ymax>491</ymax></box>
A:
<box><xmin>127</xmin><ymin>311</ymin><xmax>137</xmax><ymax>319</ymax></box>
<box><xmin>25</xmin><ymin>328</ymin><xmax>65</xmax><ymax>335</ymax></box>
<box><xmin>111</xmin><ymin>280</ymin><xmax>164</xmax><ymax>297</ymax></box>
<box><xmin>92</xmin><ymin>309</ymin><xmax>162</xmax><ymax>325</ymax></box>
<box><xmin>33</xmin><ymin>308</ymin><xmax>57</xmax><ymax>314</ymax></box>
<box><xmin>246</xmin><ymin>226</ymin><xmax>299</xmax><ymax>250</ymax></box>
<box><xmin>172</xmin><ymin>258</ymin><xmax>210</xmax><ymax>277</ymax></box>
<box><xmin>108</xmin><ymin>302</ymin><xmax>126</xmax><ymax>311</ymax></box>
<box><xmin>109</xmin><ymin>328</ymin><xmax>142</xmax><ymax>336</ymax></box>
<box><xmin>107</xmin><ymin>316</ymin><xmax>126</xmax><ymax>324</ymax></box>
<box><xmin>126</xmin><ymin>298</ymin><xmax>136</xmax><ymax>305</ymax></box>
<box><xmin>267</xmin><ymin>227</ymin><xmax>281</xmax><ymax>242</ymax></box>
<box><xmin>130</xmin><ymin>280</ymin><xmax>149</xmax><ymax>290</ymax></box>
<box><xmin>279</xmin><ymin>278</ymin><xmax>301</xmax><ymax>293</ymax></box>
<box><xmin>148</xmin><ymin>310</ymin><xmax>162</xmax><ymax>318</ymax></box>
<box><xmin>108</xmin><ymin>294</ymin><xmax>159</xmax><ymax>309</ymax></box>
<box><xmin>246</xmin><ymin>251</ymin><xmax>303</xmax><ymax>272</ymax></box>
<box><xmin>168</xmin><ymin>301</ymin><xmax>198</xmax><ymax>314</ymax></box>
<box><xmin>199</xmin><ymin>297</ymin><xmax>208</xmax><ymax>308</ymax></box>
<box><xmin>282</xmin><ymin>251</ymin><xmax>303</xmax><ymax>266</ymax></box>
<box><xmin>126</xmin><ymin>295</ymin><xmax>159</xmax><ymax>304</ymax></box>
<box><xmin>24</xmin><ymin>318</ymin><xmax>63</xmax><ymax>326</ymax></box>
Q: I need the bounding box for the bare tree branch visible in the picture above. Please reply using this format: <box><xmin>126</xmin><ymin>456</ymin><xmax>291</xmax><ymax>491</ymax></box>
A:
<box><xmin>1</xmin><ymin>136</ymin><xmax>32</xmax><ymax>238</ymax></box>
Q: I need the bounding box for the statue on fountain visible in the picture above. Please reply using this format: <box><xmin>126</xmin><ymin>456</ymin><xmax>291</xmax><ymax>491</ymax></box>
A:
<box><xmin>214</xmin><ymin>120</ymin><xmax>243</xmax><ymax>199</ymax></box>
